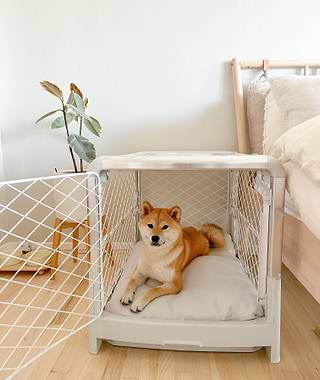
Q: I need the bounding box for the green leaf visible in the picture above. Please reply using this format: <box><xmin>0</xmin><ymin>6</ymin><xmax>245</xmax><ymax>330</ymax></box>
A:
<box><xmin>40</xmin><ymin>81</ymin><xmax>63</xmax><ymax>100</ymax></box>
<box><xmin>68</xmin><ymin>104</ymin><xmax>88</xmax><ymax>119</ymax></box>
<box><xmin>73</xmin><ymin>93</ymin><xmax>85</xmax><ymax>112</ymax></box>
<box><xmin>83</xmin><ymin>116</ymin><xmax>102</xmax><ymax>137</ymax></box>
<box><xmin>67</xmin><ymin>134</ymin><xmax>96</xmax><ymax>162</ymax></box>
<box><xmin>66</xmin><ymin>91</ymin><xmax>75</xmax><ymax>105</ymax></box>
<box><xmin>36</xmin><ymin>109</ymin><xmax>61</xmax><ymax>124</ymax></box>
<box><xmin>70</xmin><ymin>83</ymin><xmax>83</xmax><ymax>99</ymax></box>
<box><xmin>51</xmin><ymin>112</ymin><xmax>74</xmax><ymax>129</ymax></box>
<box><xmin>51</xmin><ymin>116</ymin><xmax>64</xmax><ymax>129</ymax></box>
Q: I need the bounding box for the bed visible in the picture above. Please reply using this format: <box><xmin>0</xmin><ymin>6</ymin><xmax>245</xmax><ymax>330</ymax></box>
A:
<box><xmin>231</xmin><ymin>58</ymin><xmax>320</xmax><ymax>304</ymax></box>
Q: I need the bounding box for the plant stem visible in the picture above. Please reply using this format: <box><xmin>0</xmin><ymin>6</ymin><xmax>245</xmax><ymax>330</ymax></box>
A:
<box><xmin>79</xmin><ymin>117</ymin><xmax>83</xmax><ymax>136</ymax></box>
<box><xmin>79</xmin><ymin>117</ymin><xmax>84</xmax><ymax>172</ymax></box>
<box><xmin>62</xmin><ymin>101</ymin><xmax>78</xmax><ymax>173</ymax></box>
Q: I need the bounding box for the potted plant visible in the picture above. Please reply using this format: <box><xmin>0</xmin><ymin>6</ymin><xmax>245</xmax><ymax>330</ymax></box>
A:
<box><xmin>36</xmin><ymin>81</ymin><xmax>102</xmax><ymax>221</ymax></box>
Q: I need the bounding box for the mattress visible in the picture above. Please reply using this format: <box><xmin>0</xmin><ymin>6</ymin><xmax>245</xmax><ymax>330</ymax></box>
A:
<box><xmin>284</xmin><ymin>161</ymin><xmax>320</xmax><ymax>240</ymax></box>
<box><xmin>106</xmin><ymin>235</ymin><xmax>264</xmax><ymax>321</ymax></box>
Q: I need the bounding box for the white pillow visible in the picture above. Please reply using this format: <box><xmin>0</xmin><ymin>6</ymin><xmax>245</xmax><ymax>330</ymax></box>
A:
<box><xmin>273</xmin><ymin>114</ymin><xmax>320</xmax><ymax>184</ymax></box>
<box><xmin>263</xmin><ymin>88</ymin><xmax>286</xmax><ymax>155</ymax></box>
<box><xmin>271</xmin><ymin>76</ymin><xmax>320</xmax><ymax>129</ymax></box>
<box><xmin>247</xmin><ymin>79</ymin><xmax>271</xmax><ymax>154</ymax></box>
<box><xmin>106</xmin><ymin>236</ymin><xmax>264</xmax><ymax>321</ymax></box>
<box><xmin>263</xmin><ymin>75</ymin><xmax>320</xmax><ymax>154</ymax></box>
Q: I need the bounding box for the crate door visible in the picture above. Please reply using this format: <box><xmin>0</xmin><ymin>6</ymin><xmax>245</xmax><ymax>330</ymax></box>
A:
<box><xmin>0</xmin><ymin>173</ymin><xmax>103</xmax><ymax>379</ymax></box>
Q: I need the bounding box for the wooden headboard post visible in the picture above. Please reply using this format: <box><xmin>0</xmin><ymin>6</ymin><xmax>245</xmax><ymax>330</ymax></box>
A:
<box><xmin>231</xmin><ymin>58</ymin><xmax>251</xmax><ymax>154</ymax></box>
<box><xmin>231</xmin><ymin>58</ymin><xmax>320</xmax><ymax>153</ymax></box>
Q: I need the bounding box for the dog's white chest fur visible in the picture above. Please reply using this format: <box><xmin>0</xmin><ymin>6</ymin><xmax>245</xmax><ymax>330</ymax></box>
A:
<box><xmin>137</xmin><ymin>244</ymin><xmax>182</xmax><ymax>283</ymax></box>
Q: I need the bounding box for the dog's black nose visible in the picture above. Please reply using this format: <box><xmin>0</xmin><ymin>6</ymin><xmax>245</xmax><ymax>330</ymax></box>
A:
<box><xmin>151</xmin><ymin>235</ymin><xmax>160</xmax><ymax>243</ymax></box>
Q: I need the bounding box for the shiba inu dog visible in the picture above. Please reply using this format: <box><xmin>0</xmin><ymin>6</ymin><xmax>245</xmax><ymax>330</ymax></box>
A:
<box><xmin>120</xmin><ymin>201</ymin><xmax>225</xmax><ymax>313</ymax></box>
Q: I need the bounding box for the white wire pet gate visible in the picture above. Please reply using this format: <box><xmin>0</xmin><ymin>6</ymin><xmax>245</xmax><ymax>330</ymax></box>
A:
<box><xmin>0</xmin><ymin>173</ymin><xmax>102</xmax><ymax>380</ymax></box>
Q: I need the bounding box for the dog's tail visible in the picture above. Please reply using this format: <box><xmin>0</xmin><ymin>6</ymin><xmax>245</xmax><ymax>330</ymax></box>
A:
<box><xmin>201</xmin><ymin>223</ymin><xmax>225</xmax><ymax>248</ymax></box>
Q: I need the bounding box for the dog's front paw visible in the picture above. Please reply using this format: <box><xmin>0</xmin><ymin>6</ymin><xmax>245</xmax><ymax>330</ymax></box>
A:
<box><xmin>120</xmin><ymin>289</ymin><xmax>135</xmax><ymax>305</ymax></box>
<box><xmin>130</xmin><ymin>298</ymin><xmax>148</xmax><ymax>313</ymax></box>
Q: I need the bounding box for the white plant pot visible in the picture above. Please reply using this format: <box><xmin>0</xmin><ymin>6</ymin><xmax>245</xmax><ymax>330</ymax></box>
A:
<box><xmin>53</xmin><ymin>170</ymin><xmax>89</xmax><ymax>222</ymax></box>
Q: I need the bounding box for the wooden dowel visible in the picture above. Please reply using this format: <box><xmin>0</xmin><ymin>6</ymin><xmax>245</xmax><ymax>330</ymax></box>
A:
<box><xmin>237</xmin><ymin>59</ymin><xmax>320</xmax><ymax>69</ymax></box>
<box><xmin>231</xmin><ymin>58</ymin><xmax>251</xmax><ymax>154</ymax></box>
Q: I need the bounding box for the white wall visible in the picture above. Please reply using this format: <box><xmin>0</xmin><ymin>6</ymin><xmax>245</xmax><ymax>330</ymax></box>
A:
<box><xmin>1</xmin><ymin>0</ymin><xmax>320</xmax><ymax>180</ymax></box>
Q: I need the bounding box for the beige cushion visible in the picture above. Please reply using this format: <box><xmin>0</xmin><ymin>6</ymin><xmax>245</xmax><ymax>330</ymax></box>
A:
<box><xmin>107</xmin><ymin>236</ymin><xmax>263</xmax><ymax>321</ymax></box>
<box><xmin>273</xmin><ymin>114</ymin><xmax>320</xmax><ymax>185</ymax></box>
<box><xmin>246</xmin><ymin>79</ymin><xmax>270</xmax><ymax>154</ymax></box>
<box><xmin>264</xmin><ymin>75</ymin><xmax>320</xmax><ymax>154</ymax></box>
<box><xmin>263</xmin><ymin>89</ymin><xmax>286</xmax><ymax>155</ymax></box>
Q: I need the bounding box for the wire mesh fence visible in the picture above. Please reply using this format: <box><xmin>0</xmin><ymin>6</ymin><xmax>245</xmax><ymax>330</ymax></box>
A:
<box><xmin>230</xmin><ymin>170</ymin><xmax>270</xmax><ymax>289</ymax></box>
<box><xmin>0</xmin><ymin>173</ymin><xmax>103</xmax><ymax>379</ymax></box>
<box><xmin>141</xmin><ymin>170</ymin><xmax>229</xmax><ymax>229</ymax></box>
<box><xmin>100</xmin><ymin>170</ymin><xmax>138</xmax><ymax>304</ymax></box>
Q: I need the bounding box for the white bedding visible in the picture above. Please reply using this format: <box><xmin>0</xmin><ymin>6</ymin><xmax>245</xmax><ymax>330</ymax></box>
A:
<box><xmin>284</xmin><ymin>190</ymin><xmax>301</xmax><ymax>221</ymax></box>
<box><xmin>269</xmin><ymin>112</ymin><xmax>320</xmax><ymax>237</ymax></box>
<box><xmin>106</xmin><ymin>235</ymin><xmax>264</xmax><ymax>321</ymax></box>
<box><xmin>273</xmin><ymin>114</ymin><xmax>320</xmax><ymax>185</ymax></box>
<box><xmin>284</xmin><ymin>161</ymin><xmax>320</xmax><ymax>240</ymax></box>
<box><xmin>245</xmin><ymin>75</ymin><xmax>320</xmax><ymax>239</ymax></box>
<box><xmin>247</xmin><ymin>75</ymin><xmax>320</xmax><ymax>155</ymax></box>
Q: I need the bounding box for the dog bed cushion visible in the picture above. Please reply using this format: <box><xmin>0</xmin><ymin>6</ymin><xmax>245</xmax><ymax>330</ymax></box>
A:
<box><xmin>106</xmin><ymin>235</ymin><xmax>264</xmax><ymax>321</ymax></box>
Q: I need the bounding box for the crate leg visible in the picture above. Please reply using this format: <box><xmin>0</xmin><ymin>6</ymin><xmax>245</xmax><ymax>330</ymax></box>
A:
<box><xmin>265</xmin><ymin>277</ymin><xmax>281</xmax><ymax>363</ymax></box>
<box><xmin>265</xmin><ymin>344</ymin><xmax>280</xmax><ymax>363</ymax></box>
<box><xmin>89</xmin><ymin>337</ymin><xmax>103</xmax><ymax>354</ymax></box>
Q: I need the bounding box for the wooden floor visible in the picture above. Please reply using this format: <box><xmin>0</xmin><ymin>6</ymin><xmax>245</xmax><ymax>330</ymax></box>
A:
<box><xmin>14</xmin><ymin>266</ymin><xmax>320</xmax><ymax>380</ymax></box>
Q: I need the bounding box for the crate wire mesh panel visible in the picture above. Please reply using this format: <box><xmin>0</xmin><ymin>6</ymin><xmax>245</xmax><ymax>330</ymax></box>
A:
<box><xmin>99</xmin><ymin>168</ymin><xmax>271</xmax><ymax>308</ymax></box>
<box><xmin>141</xmin><ymin>171</ymin><xmax>229</xmax><ymax>230</ymax></box>
<box><xmin>0</xmin><ymin>173</ymin><xmax>103</xmax><ymax>379</ymax></box>
<box><xmin>229</xmin><ymin>170</ymin><xmax>271</xmax><ymax>293</ymax></box>
<box><xmin>100</xmin><ymin>170</ymin><xmax>138</xmax><ymax>304</ymax></box>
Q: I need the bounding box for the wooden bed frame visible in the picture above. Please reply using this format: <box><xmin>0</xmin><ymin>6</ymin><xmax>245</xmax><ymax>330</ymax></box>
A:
<box><xmin>231</xmin><ymin>58</ymin><xmax>320</xmax><ymax>304</ymax></box>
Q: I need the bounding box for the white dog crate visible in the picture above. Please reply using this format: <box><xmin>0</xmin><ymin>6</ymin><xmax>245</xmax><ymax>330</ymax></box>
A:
<box><xmin>0</xmin><ymin>152</ymin><xmax>285</xmax><ymax>379</ymax></box>
<box><xmin>88</xmin><ymin>151</ymin><xmax>285</xmax><ymax>363</ymax></box>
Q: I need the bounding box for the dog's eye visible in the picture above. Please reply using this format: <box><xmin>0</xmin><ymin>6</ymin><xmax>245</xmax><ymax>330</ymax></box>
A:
<box><xmin>147</xmin><ymin>224</ymin><xmax>153</xmax><ymax>229</ymax></box>
<box><xmin>162</xmin><ymin>225</ymin><xmax>169</xmax><ymax>230</ymax></box>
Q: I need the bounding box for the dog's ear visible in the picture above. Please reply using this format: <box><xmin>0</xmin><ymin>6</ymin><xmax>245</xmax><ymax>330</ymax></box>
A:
<box><xmin>141</xmin><ymin>201</ymin><xmax>154</xmax><ymax>218</ymax></box>
<box><xmin>168</xmin><ymin>206</ymin><xmax>181</xmax><ymax>223</ymax></box>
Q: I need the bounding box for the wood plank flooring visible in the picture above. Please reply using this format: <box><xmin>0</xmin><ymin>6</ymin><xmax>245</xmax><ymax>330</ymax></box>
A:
<box><xmin>13</xmin><ymin>266</ymin><xmax>320</xmax><ymax>380</ymax></box>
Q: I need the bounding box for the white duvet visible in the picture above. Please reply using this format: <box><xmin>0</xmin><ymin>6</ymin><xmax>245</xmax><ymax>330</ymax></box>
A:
<box><xmin>271</xmin><ymin>113</ymin><xmax>320</xmax><ymax>239</ymax></box>
<box><xmin>273</xmin><ymin>114</ymin><xmax>320</xmax><ymax>185</ymax></box>
<box><xmin>106</xmin><ymin>236</ymin><xmax>263</xmax><ymax>321</ymax></box>
<box><xmin>284</xmin><ymin>161</ymin><xmax>320</xmax><ymax>240</ymax></box>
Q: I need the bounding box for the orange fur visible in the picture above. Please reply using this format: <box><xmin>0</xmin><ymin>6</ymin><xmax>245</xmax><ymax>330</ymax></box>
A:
<box><xmin>201</xmin><ymin>223</ymin><xmax>225</xmax><ymax>248</ymax></box>
<box><xmin>120</xmin><ymin>201</ymin><xmax>224</xmax><ymax>312</ymax></box>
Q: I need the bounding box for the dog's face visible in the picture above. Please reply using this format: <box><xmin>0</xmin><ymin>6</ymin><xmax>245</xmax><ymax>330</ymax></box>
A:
<box><xmin>138</xmin><ymin>201</ymin><xmax>182</xmax><ymax>248</ymax></box>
